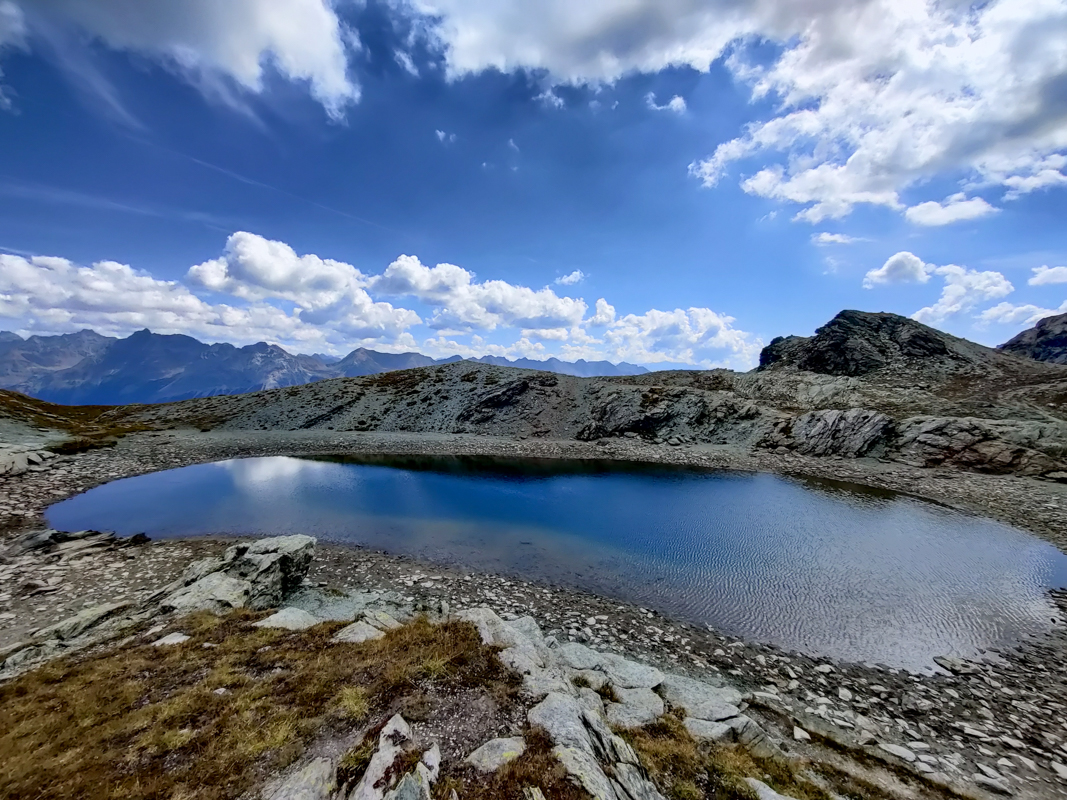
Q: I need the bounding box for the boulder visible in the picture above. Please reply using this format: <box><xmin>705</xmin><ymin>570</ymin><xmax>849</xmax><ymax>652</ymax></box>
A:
<box><xmin>224</xmin><ymin>535</ymin><xmax>316</xmax><ymax>610</ymax></box>
<box><xmin>528</xmin><ymin>693</ymin><xmax>594</xmax><ymax>755</ymax></box>
<box><xmin>254</xmin><ymin>608</ymin><xmax>321</xmax><ymax>630</ymax></box>
<box><xmin>162</xmin><ymin>572</ymin><xmax>252</xmax><ymax>615</ymax></box>
<box><xmin>744</xmin><ymin>778</ymin><xmax>797</xmax><ymax>800</ymax></box>
<box><xmin>611</xmin><ymin>762</ymin><xmax>667</xmax><ymax>800</ymax></box>
<box><xmin>605</xmin><ymin>688</ymin><xmax>664</xmax><ymax>728</ymax></box>
<box><xmin>264</xmin><ymin>757</ymin><xmax>336</xmax><ymax>800</ymax></box>
<box><xmin>464</xmin><ymin>737</ymin><xmax>526</xmax><ymax>772</ymax></box>
<box><xmin>656</xmin><ymin>674</ymin><xmax>741</xmax><ymax>721</ymax></box>
<box><xmin>333</xmin><ymin>620</ymin><xmax>385</xmax><ymax>644</ymax></box>
<box><xmin>153</xmin><ymin>632</ymin><xmax>191</xmax><ymax>646</ymax></box>
<box><xmin>684</xmin><ymin>718</ymin><xmax>733</xmax><ymax>742</ymax></box>
<box><xmin>349</xmin><ymin>715</ymin><xmax>412</xmax><ymax>800</ymax></box>
<box><xmin>552</xmin><ymin>746</ymin><xmax>618</xmax><ymax>800</ymax></box>
<box><xmin>35</xmin><ymin>601</ymin><xmax>131</xmax><ymax>641</ymax></box>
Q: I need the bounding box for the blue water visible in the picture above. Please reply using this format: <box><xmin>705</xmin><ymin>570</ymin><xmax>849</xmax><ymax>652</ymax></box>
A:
<box><xmin>47</xmin><ymin>455</ymin><xmax>1067</xmax><ymax>669</ymax></box>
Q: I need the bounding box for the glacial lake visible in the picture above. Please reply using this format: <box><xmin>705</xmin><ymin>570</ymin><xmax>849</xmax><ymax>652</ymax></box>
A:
<box><xmin>47</xmin><ymin>455</ymin><xmax>1067</xmax><ymax>670</ymax></box>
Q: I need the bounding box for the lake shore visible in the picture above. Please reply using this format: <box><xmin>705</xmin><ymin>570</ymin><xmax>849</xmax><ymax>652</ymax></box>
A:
<box><xmin>2</xmin><ymin>429</ymin><xmax>1067</xmax><ymax>797</ymax></box>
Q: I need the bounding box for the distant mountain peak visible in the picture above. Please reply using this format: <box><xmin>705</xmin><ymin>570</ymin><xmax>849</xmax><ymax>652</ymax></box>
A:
<box><xmin>998</xmin><ymin>311</ymin><xmax>1067</xmax><ymax>365</ymax></box>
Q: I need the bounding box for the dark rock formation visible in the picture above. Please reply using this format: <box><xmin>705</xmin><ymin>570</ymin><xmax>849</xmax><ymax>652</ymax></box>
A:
<box><xmin>998</xmin><ymin>311</ymin><xmax>1067</xmax><ymax>364</ymax></box>
<box><xmin>759</xmin><ymin>310</ymin><xmax>988</xmax><ymax>377</ymax></box>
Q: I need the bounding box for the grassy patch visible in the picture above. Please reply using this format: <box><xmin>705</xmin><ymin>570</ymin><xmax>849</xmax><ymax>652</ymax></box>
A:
<box><xmin>434</xmin><ymin>728</ymin><xmax>587</xmax><ymax>800</ymax></box>
<box><xmin>621</xmin><ymin>713</ymin><xmax>833</xmax><ymax>800</ymax></box>
<box><xmin>0</xmin><ymin>613</ymin><xmax>516</xmax><ymax>800</ymax></box>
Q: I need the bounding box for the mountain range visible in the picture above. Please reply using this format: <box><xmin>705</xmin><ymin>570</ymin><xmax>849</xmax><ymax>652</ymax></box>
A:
<box><xmin>0</xmin><ymin>329</ymin><xmax>647</xmax><ymax>405</ymax></box>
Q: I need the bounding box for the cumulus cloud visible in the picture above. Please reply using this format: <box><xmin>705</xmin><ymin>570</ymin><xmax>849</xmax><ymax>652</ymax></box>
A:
<box><xmin>912</xmin><ymin>265</ymin><xmax>1014</xmax><ymax>325</ymax></box>
<box><xmin>0</xmin><ymin>252</ymin><xmax>335</xmax><ymax>347</ymax></box>
<box><xmin>11</xmin><ymin>0</ymin><xmax>357</xmax><ymax>116</ymax></box>
<box><xmin>645</xmin><ymin>92</ymin><xmax>685</xmax><ymax>113</ymax></box>
<box><xmin>813</xmin><ymin>232</ymin><xmax>861</xmax><ymax>245</ymax></box>
<box><xmin>980</xmin><ymin>301</ymin><xmax>1067</xmax><ymax>326</ymax></box>
<box><xmin>187</xmin><ymin>232</ymin><xmax>418</xmax><ymax>337</ymax></box>
<box><xmin>863</xmin><ymin>251</ymin><xmax>932</xmax><ymax>288</ymax></box>
<box><xmin>372</xmin><ymin>254</ymin><xmax>588</xmax><ymax>332</ymax></box>
<box><xmin>1</xmin><ymin>235</ymin><xmax>763</xmax><ymax>368</ymax></box>
<box><xmin>554</xmin><ymin>269</ymin><xmax>584</xmax><ymax>286</ymax></box>
<box><xmin>904</xmin><ymin>195</ymin><xmax>998</xmax><ymax>227</ymax></box>
<box><xmin>435</xmin><ymin>129</ymin><xmax>456</xmax><ymax>143</ymax></box>
<box><xmin>1029</xmin><ymin>265</ymin><xmax>1067</xmax><ymax>285</ymax></box>
<box><xmin>598</xmin><ymin>307</ymin><xmax>761</xmax><ymax>369</ymax></box>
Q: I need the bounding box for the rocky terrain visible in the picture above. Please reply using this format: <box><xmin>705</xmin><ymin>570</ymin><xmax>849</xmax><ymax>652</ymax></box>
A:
<box><xmin>4</xmin><ymin>528</ymin><xmax>1065</xmax><ymax>800</ymax></box>
<box><xmin>999</xmin><ymin>313</ymin><xmax>1067</xmax><ymax>366</ymax></box>
<box><xmin>2</xmin><ymin>309</ymin><xmax>1067</xmax><ymax>799</ymax></box>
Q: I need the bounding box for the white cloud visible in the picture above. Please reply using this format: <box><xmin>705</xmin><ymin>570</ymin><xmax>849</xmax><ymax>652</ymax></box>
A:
<box><xmin>812</xmin><ymin>232</ymin><xmax>860</xmax><ymax>245</ymax></box>
<box><xmin>0</xmin><ymin>0</ymin><xmax>25</xmax><ymax>110</ymax></box>
<box><xmin>15</xmin><ymin>0</ymin><xmax>357</xmax><ymax>117</ymax></box>
<box><xmin>589</xmin><ymin>298</ymin><xmax>615</xmax><ymax>326</ymax></box>
<box><xmin>1</xmin><ymin>236</ymin><xmax>763</xmax><ymax>368</ymax></box>
<box><xmin>980</xmin><ymin>300</ymin><xmax>1067</xmax><ymax>326</ymax></box>
<box><xmin>863</xmin><ymin>251</ymin><xmax>932</xmax><ymax>288</ymax></box>
<box><xmin>373</xmin><ymin>254</ymin><xmax>588</xmax><ymax>332</ymax></box>
<box><xmin>0</xmin><ymin>252</ymin><xmax>337</xmax><ymax>347</ymax></box>
<box><xmin>645</xmin><ymin>92</ymin><xmax>685</xmax><ymax>113</ymax></box>
<box><xmin>904</xmin><ymin>194</ymin><xmax>998</xmax><ymax>227</ymax></box>
<box><xmin>1029</xmin><ymin>265</ymin><xmax>1067</xmax><ymax>285</ymax></box>
<box><xmin>554</xmin><ymin>269</ymin><xmax>584</xmax><ymax>286</ymax></box>
<box><xmin>598</xmin><ymin>307</ymin><xmax>761</xmax><ymax>369</ymax></box>
<box><xmin>435</xmin><ymin>129</ymin><xmax>456</xmax><ymax>143</ymax></box>
<box><xmin>187</xmin><ymin>232</ymin><xmax>419</xmax><ymax>338</ymax></box>
<box><xmin>912</xmin><ymin>265</ymin><xmax>1014</xmax><ymax>324</ymax></box>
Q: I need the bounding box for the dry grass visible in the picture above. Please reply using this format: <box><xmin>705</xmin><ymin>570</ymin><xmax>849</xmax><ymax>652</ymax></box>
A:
<box><xmin>621</xmin><ymin>713</ymin><xmax>833</xmax><ymax>800</ymax></box>
<box><xmin>0</xmin><ymin>612</ymin><xmax>516</xmax><ymax>800</ymax></box>
<box><xmin>434</xmin><ymin>728</ymin><xmax>588</xmax><ymax>800</ymax></box>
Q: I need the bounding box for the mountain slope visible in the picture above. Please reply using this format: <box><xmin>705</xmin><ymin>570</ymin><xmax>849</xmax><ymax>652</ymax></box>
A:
<box><xmin>998</xmin><ymin>312</ymin><xmax>1067</xmax><ymax>365</ymax></box>
<box><xmin>0</xmin><ymin>329</ymin><xmax>646</xmax><ymax>404</ymax></box>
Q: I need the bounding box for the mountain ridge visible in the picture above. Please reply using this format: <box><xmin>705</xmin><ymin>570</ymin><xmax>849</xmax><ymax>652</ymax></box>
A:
<box><xmin>0</xmin><ymin>328</ymin><xmax>647</xmax><ymax>404</ymax></box>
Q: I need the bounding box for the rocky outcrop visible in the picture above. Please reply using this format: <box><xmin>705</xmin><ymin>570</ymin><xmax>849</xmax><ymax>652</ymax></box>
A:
<box><xmin>998</xmin><ymin>311</ymin><xmax>1067</xmax><ymax>364</ymax></box>
<box><xmin>893</xmin><ymin>417</ymin><xmax>1064</xmax><ymax>474</ymax></box>
<box><xmin>0</xmin><ymin>535</ymin><xmax>316</xmax><ymax>680</ymax></box>
<box><xmin>0</xmin><ymin>447</ymin><xmax>56</xmax><ymax>477</ymax></box>
<box><xmin>158</xmin><ymin>534</ymin><xmax>316</xmax><ymax>613</ymax></box>
<box><xmin>758</xmin><ymin>310</ymin><xmax>992</xmax><ymax>377</ymax></box>
<box><xmin>788</xmin><ymin>408</ymin><xmax>893</xmax><ymax>457</ymax></box>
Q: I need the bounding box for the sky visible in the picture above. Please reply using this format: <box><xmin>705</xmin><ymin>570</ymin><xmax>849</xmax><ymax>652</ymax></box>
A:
<box><xmin>0</xmin><ymin>0</ymin><xmax>1065</xmax><ymax>369</ymax></box>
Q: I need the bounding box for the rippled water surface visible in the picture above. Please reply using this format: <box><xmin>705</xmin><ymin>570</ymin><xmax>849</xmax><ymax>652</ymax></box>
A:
<box><xmin>47</xmin><ymin>455</ymin><xmax>1067</xmax><ymax>669</ymax></box>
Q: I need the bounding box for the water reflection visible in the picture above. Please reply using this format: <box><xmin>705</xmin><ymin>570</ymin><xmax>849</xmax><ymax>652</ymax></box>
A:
<box><xmin>47</xmin><ymin>455</ymin><xmax>1067</xmax><ymax>670</ymax></box>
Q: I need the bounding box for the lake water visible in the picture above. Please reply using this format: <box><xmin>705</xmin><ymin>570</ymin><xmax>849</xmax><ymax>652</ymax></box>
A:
<box><xmin>46</xmin><ymin>454</ymin><xmax>1067</xmax><ymax>670</ymax></box>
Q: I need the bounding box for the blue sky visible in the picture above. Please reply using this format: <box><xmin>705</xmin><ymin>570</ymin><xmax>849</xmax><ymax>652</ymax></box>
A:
<box><xmin>1</xmin><ymin>0</ymin><xmax>1066</xmax><ymax>368</ymax></box>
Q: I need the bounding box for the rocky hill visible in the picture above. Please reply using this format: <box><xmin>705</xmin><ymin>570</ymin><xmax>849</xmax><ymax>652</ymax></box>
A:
<box><xmin>0</xmin><ymin>330</ymin><xmax>645</xmax><ymax>405</ymax></box>
<box><xmin>998</xmin><ymin>311</ymin><xmax>1067</xmax><ymax>364</ymax></box>
<box><xmin>4</xmin><ymin>311</ymin><xmax>1066</xmax><ymax>476</ymax></box>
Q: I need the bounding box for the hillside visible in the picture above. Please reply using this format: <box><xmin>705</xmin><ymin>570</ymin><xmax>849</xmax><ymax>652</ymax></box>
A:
<box><xmin>999</xmin><ymin>311</ymin><xmax>1067</xmax><ymax>364</ymax></box>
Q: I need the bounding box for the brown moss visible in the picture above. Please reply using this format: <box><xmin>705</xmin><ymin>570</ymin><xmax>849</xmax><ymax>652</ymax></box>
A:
<box><xmin>0</xmin><ymin>614</ymin><xmax>515</xmax><ymax>800</ymax></box>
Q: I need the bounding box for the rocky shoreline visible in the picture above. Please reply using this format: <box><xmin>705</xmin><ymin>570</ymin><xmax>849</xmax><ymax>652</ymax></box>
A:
<box><xmin>2</xmin><ymin>429</ymin><xmax>1067</xmax><ymax>798</ymax></box>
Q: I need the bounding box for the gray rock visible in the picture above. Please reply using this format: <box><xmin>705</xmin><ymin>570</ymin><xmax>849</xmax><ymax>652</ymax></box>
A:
<box><xmin>264</xmin><ymin>757</ymin><xmax>336</xmax><ymax>800</ymax></box>
<box><xmin>522</xmin><ymin>669</ymin><xmax>573</xmax><ymax>700</ymax></box>
<box><xmin>349</xmin><ymin>715</ymin><xmax>412</xmax><ymax>800</ymax></box>
<box><xmin>605</xmin><ymin>687</ymin><xmax>664</xmax><ymax>728</ymax></box>
<box><xmin>153</xmin><ymin>632</ymin><xmax>190</xmax><ymax>646</ymax></box>
<box><xmin>333</xmin><ymin>620</ymin><xmax>385</xmax><ymax>644</ymax></box>
<box><xmin>744</xmin><ymin>778</ymin><xmax>797</xmax><ymax>800</ymax></box>
<box><xmin>528</xmin><ymin>693</ymin><xmax>593</xmax><ymax>755</ymax></box>
<box><xmin>162</xmin><ymin>572</ymin><xmax>252</xmax><ymax>615</ymax></box>
<box><xmin>577</xmin><ymin>687</ymin><xmax>605</xmax><ymax>714</ymax></box>
<box><xmin>35</xmin><ymin>601</ymin><xmax>130</xmax><ymax>641</ymax></box>
<box><xmin>933</xmin><ymin>655</ymin><xmax>978</xmax><ymax>675</ymax></box>
<box><xmin>683</xmin><ymin>718</ymin><xmax>733</xmax><ymax>742</ymax></box>
<box><xmin>878</xmin><ymin>743</ymin><xmax>916</xmax><ymax>763</ymax></box>
<box><xmin>464</xmin><ymin>737</ymin><xmax>526</xmax><ymax>772</ymax></box>
<box><xmin>254</xmin><ymin>608</ymin><xmax>320</xmax><ymax>630</ymax></box>
<box><xmin>382</xmin><ymin>769</ymin><xmax>431</xmax><ymax>800</ymax></box>
<box><xmin>730</xmin><ymin>716</ymin><xmax>790</xmax><ymax>767</ymax></box>
<box><xmin>973</xmin><ymin>774</ymin><xmax>1013</xmax><ymax>796</ymax></box>
<box><xmin>552</xmin><ymin>746</ymin><xmax>618</xmax><ymax>800</ymax></box>
<box><xmin>598</xmin><ymin>653</ymin><xmax>664</xmax><ymax>690</ymax></box>
<box><xmin>556</xmin><ymin>642</ymin><xmax>602</xmax><ymax>670</ymax></box>
<box><xmin>365</xmin><ymin>610</ymin><xmax>402</xmax><ymax>631</ymax></box>
<box><xmin>225</xmin><ymin>535</ymin><xmax>316</xmax><ymax>610</ymax></box>
<box><xmin>612</xmin><ymin>762</ymin><xmax>667</xmax><ymax>800</ymax></box>
<box><xmin>790</xmin><ymin>408</ymin><xmax>892</xmax><ymax>458</ymax></box>
<box><xmin>656</xmin><ymin>674</ymin><xmax>741</xmax><ymax>721</ymax></box>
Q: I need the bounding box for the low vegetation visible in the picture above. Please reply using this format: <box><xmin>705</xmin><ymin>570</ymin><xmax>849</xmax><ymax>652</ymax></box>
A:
<box><xmin>0</xmin><ymin>612</ymin><xmax>516</xmax><ymax>800</ymax></box>
<box><xmin>620</xmin><ymin>713</ymin><xmax>834</xmax><ymax>800</ymax></box>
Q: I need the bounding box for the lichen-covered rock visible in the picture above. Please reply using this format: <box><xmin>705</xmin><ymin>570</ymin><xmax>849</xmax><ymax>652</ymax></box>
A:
<box><xmin>332</xmin><ymin>620</ymin><xmax>385</xmax><ymax>643</ymax></box>
<box><xmin>552</xmin><ymin>746</ymin><xmax>618</xmax><ymax>800</ymax></box>
<box><xmin>224</xmin><ymin>535</ymin><xmax>316</xmax><ymax>609</ymax></box>
<box><xmin>162</xmin><ymin>572</ymin><xmax>252</xmax><ymax>615</ymax></box>
<box><xmin>253</xmin><ymin>607</ymin><xmax>320</xmax><ymax>630</ymax></box>
<box><xmin>683</xmin><ymin>718</ymin><xmax>733</xmax><ymax>742</ymax></box>
<box><xmin>605</xmin><ymin>687</ymin><xmax>664</xmax><ymax>728</ymax></box>
<box><xmin>464</xmin><ymin>737</ymin><xmax>526</xmax><ymax>772</ymax></box>
<box><xmin>34</xmin><ymin>601</ymin><xmax>131</xmax><ymax>641</ymax></box>
<box><xmin>264</xmin><ymin>757</ymin><xmax>336</xmax><ymax>800</ymax></box>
